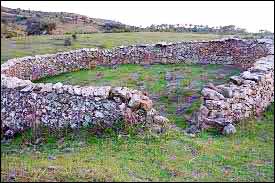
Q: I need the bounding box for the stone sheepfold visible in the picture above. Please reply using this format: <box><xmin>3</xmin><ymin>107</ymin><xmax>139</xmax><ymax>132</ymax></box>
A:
<box><xmin>187</xmin><ymin>54</ymin><xmax>274</xmax><ymax>135</ymax></box>
<box><xmin>1</xmin><ymin>38</ymin><xmax>274</xmax><ymax>138</ymax></box>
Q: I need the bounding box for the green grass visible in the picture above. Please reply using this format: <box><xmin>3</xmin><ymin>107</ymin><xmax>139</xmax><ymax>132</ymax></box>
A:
<box><xmin>1</xmin><ymin>32</ymin><xmax>273</xmax><ymax>182</ymax></box>
<box><xmin>34</xmin><ymin>63</ymin><xmax>241</xmax><ymax>128</ymax></box>
<box><xmin>1</xmin><ymin>103</ymin><xmax>274</xmax><ymax>182</ymax></box>
<box><xmin>1</xmin><ymin>32</ymin><xmax>228</xmax><ymax>63</ymax></box>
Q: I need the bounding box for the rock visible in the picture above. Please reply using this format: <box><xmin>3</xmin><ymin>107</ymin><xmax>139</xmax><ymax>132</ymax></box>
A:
<box><xmin>184</xmin><ymin>130</ymin><xmax>197</xmax><ymax>137</ymax></box>
<box><xmin>165</xmin><ymin>72</ymin><xmax>174</xmax><ymax>81</ymax></box>
<box><xmin>140</xmin><ymin>98</ymin><xmax>153</xmax><ymax>111</ymax></box>
<box><xmin>130</xmin><ymin>72</ymin><xmax>139</xmax><ymax>80</ymax></box>
<box><xmin>67</xmin><ymin>86</ymin><xmax>74</xmax><ymax>95</ymax></box>
<box><xmin>74</xmin><ymin>87</ymin><xmax>82</xmax><ymax>95</ymax></box>
<box><xmin>31</xmin><ymin>92</ymin><xmax>38</xmax><ymax>100</ymax></box>
<box><xmin>83</xmin><ymin>114</ymin><xmax>92</xmax><ymax>125</ymax></box>
<box><xmin>128</xmin><ymin>94</ymin><xmax>141</xmax><ymax>109</ymax></box>
<box><xmin>103</xmin><ymin>102</ymin><xmax>116</xmax><ymax>110</ymax></box>
<box><xmin>230</xmin><ymin>76</ymin><xmax>243</xmax><ymax>85</ymax></box>
<box><xmin>20</xmin><ymin>85</ymin><xmax>34</xmax><ymax>92</ymax></box>
<box><xmin>94</xmin><ymin>111</ymin><xmax>104</xmax><ymax>118</ymax></box>
<box><xmin>52</xmin><ymin>82</ymin><xmax>63</xmax><ymax>90</ymax></box>
<box><xmin>205</xmin><ymin>100</ymin><xmax>229</xmax><ymax>110</ymax></box>
<box><xmin>222</xmin><ymin>124</ymin><xmax>236</xmax><ymax>135</ymax></box>
<box><xmin>40</xmin><ymin>83</ymin><xmax>53</xmax><ymax>92</ymax></box>
<box><xmin>81</xmin><ymin>87</ymin><xmax>94</xmax><ymax>96</ymax></box>
<box><xmin>7</xmin><ymin>170</ymin><xmax>16</xmax><ymax>182</ymax></box>
<box><xmin>206</xmin><ymin>82</ymin><xmax>219</xmax><ymax>91</ymax></box>
<box><xmin>150</xmin><ymin>125</ymin><xmax>163</xmax><ymax>134</ymax></box>
<box><xmin>199</xmin><ymin>106</ymin><xmax>209</xmax><ymax>116</ymax></box>
<box><xmin>201</xmin><ymin>88</ymin><xmax>225</xmax><ymax>100</ymax></box>
<box><xmin>4</xmin><ymin>130</ymin><xmax>15</xmax><ymax>138</ymax></box>
<box><xmin>48</xmin><ymin>155</ymin><xmax>56</xmax><ymax>160</ymax></box>
<box><xmin>241</xmin><ymin>71</ymin><xmax>262</xmax><ymax>82</ymax></box>
<box><xmin>111</xmin><ymin>87</ymin><xmax>132</xmax><ymax>100</ymax></box>
<box><xmin>93</xmin><ymin>86</ymin><xmax>111</xmax><ymax>99</ymax></box>
<box><xmin>118</xmin><ymin>103</ymin><xmax>126</xmax><ymax>111</ymax></box>
<box><xmin>113</xmin><ymin>96</ymin><xmax>121</xmax><ymax>103</ymax></box>
<box><xmin>185</xmin><ymin>125</ymin><xmax>200</xmax><ymax>134</ymax></box>
<box><xmin>153</xmin><ymin>115</ymin><xmax>169</xmax><ymax>124</ymax></box>
<box><xmin>216</xmin><ymin>86</ymin><xmax>233</xmax><ymax>98</ymax></box>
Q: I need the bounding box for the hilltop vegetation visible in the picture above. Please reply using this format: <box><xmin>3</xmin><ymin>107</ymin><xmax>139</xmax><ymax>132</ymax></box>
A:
<box><xmin>2</xmin><ymin>6</ymin><xmax>273</xmax><ymax>39</ymax></box>
<box><xmin>1</xmin><ymin>6</ymin><xmax>133</xmax><ymax>38</ymax></box>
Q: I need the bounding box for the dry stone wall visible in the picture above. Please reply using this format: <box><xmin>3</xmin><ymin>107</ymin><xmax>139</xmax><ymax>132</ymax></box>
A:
<box><xmin>187</xmin><ymin>41</ymin><xmax>274</xmax><ymax>135</ymax></box>
<box><xmin>1</xmin><ymin>38</ymin><xmax>269</xmax><ymax>81</ymax></box>
<box><xmin>1</xmin><ymin>38</ymin><xmax>272</xmax><ymax>138</ymax></box>
<box><xmin>1</xmin><ymin>75</ymin><xmax>165</xmax><ymax>138</ymax></box>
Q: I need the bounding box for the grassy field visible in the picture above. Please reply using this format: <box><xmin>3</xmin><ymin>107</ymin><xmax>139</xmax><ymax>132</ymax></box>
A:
<box><xmin>1</xmin><ymin>32</ymin><xmax>274</xmax><ymax>182</ymax></box>
<box><xmin>1</xmin><ymin>104</ymin><xmax>274</xmax><ymax>182</ymax></box>
<box><xmin>1</xmin><ymin>32</ymin><xmax>228</xmax><ymax>63</ymax></box>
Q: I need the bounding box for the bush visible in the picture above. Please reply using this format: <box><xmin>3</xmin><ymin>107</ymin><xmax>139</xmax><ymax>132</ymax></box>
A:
<box><xmin>26</xmin><ymin>19</ymin><xmax>56</xmax><ymax>35</ymax></box>
<box><xmin>64</xmin><ymin>37</ymin><xmax>72</xmax><ymax>46</ymax></box>
<box><xmin>72</xmin><ymin>33</ymin><xmax>77</xmax><ymax>40</ymax></box>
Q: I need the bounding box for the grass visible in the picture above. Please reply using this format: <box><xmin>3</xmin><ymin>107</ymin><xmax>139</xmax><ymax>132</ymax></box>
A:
<box><xmin>1</xmin><ymin>32</ymin><xmax>273</xmax><ymax>182</ymax></box>
<box><xmin>1</xmin><ymin>103</ymin><xmax>274</xmax><ymax>182</ymax></box>
<box><xmin>1</xmin><ymin>32</ymin><xmax>229</xmax><ymax>63</ymax></box>
<box><xmin>34</xmin><ymin>63</ymin><xmax>241</xmax><ymax>128</ymax></box>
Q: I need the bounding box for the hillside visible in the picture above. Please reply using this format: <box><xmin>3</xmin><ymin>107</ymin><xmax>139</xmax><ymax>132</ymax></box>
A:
<box><xmin>1</xmin><ymin>6</ymin><xmax>132</xmax><ymax>37</ymax></box>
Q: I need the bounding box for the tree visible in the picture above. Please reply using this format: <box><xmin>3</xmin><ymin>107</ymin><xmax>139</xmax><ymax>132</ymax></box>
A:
<box><xmin>26</xmin><ymin>19</ymin><xmax>56</xmax><ymax>35</ymax></box>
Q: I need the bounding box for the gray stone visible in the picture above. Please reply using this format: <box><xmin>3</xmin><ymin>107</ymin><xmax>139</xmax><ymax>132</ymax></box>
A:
<box><xmin>41</xmin><ymin>83</ymin><xmax>53</xmax><ymax>92</ymax></box>
<box><xmin>222</xmin><ymin>124</ymin><xmax>236</xmax><ymax>135</ymax></box>
<box><xmin>93</xmin><ymin>86</ymin><xmax>111</xmax><ymax>99</ymax></box>
<box><xmin>201</xmin><ymin>88</ymin><xmax>225</xmax><ymax>100</ymax></box>
<box><xmin>94</xmin><ymin>111</ymin><xmax>104</xmax><ymax>118</ymax></box>
<box><xmin>20</xmin><ymin>85</ymin><xmax>34</xmax><ymax>92</ymax></box>
<box><xmin>241</xmin><ymin>71</ymin><xmax>262</xmax><ymax>82</ymax></box>
<box><xmin>230</xmin><ymin>76</ymin><xmax>243</xmax><ymax>85</ymax></box>
<box><xmin>128</xmin><ymin>94</ymin><xmax>141</xmax><ymax>109</ymax></box>
<box><xmin>74</xmin><ymin>87</ymin><xmax>82</xmax><ymax>95</ymax></box>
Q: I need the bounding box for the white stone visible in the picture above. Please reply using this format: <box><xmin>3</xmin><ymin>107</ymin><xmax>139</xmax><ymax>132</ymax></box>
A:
<box><xmin>94</xmin><ymin>111</ymin><xmax>104</xmax><ymax>118</ymax></box>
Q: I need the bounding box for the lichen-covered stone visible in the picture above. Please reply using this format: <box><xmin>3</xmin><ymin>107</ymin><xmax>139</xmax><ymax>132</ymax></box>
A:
<box><xmin>189</xmin><ymin>54</ymin><xmax>274</xmax><ymax>135</ymax></box>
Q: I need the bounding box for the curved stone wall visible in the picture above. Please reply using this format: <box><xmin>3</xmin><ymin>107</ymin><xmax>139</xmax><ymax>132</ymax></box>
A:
<box><xmin>1</xmin><ymin>38</ymin><xmax>273</xmax><ymax>138</ymax></box>
<box><xmin>1</xmin><ymin>38</ymin><xmax>269</xmax><ymax>81</ymax></box>
<box><xmin>1</xmin><ymin>76</ymin><xmax>163</xmax><ymax>138</ymax></box>
<box><xmin>187</xmin><ymin>40</ymin><xmax>274</xmax><ymax>135</ymax></box>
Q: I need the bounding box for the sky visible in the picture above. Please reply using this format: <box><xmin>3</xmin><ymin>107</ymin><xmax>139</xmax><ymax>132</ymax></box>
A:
<box><xmin>1</xmin><ymin>1</ymin><xmax>274</xmax><ymax>33</ymax></box>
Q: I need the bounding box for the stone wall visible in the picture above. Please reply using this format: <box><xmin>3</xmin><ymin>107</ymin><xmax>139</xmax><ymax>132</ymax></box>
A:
<box><xmin>1</xmin><ymin>38</ymin><xmax>272</xmax><ymax>138</ymax></box>
<box><xmin>1</xmin><ymin>38</ymin><xmax>269</xmax><ymax>81</ymax></box>
<box><xmin>1</xmin><ymin>75</ymin><xmax>169</xmax><ymax>138</ymax></box>
<box><xmin>187</xmin><ymin>41</ymin><xmax>274</xmax><ymax>135</ymax></box>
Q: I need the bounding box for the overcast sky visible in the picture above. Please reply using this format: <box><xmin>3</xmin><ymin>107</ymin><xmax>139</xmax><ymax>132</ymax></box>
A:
<box><xmin>1</xmin><ymin>1</ymin><xmax>274</xmax><ymax>33</ymax></box>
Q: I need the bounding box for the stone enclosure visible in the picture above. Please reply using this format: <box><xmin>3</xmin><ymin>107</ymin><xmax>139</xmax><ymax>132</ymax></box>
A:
<box><xmin>1</xmin><ymin>38</ymin><xmax>274</xmax><ymax>138</ymax></box>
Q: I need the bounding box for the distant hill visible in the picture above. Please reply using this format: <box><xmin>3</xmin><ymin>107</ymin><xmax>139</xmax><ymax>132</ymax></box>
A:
<box><xmin>1</xmin><ymin>6</ymin><xmax>273</xmax><ymax>39</ymax></box>
<box><xmin>1</xmin><ymin>6</ymin><xmax>134</xmax><ymax>37</ymax></box>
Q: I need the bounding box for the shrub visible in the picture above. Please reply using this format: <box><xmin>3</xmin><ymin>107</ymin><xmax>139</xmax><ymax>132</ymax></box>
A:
<box><xmin>26</xmin><ymin>19</ymin><xmax>56</xmax><ymax>35</ymax></box>
<box><xmin>72</xmin><ymin>33</ymin><xmax>77</xmax><ymax>40</ymax></box>
<box><xmin>64</xmin><ymin>37</ymin><xmax>72</xmax><ymax>46</ymax></box>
